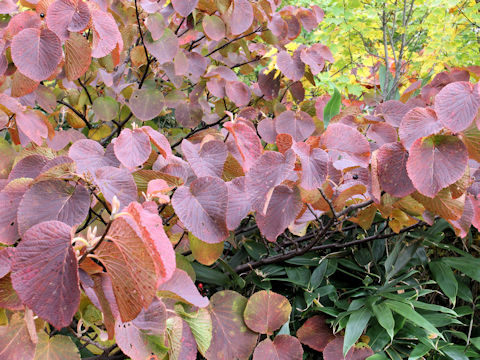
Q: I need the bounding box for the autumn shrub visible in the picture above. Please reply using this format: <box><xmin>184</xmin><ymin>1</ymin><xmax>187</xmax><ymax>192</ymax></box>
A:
<box><xmin>0</xmin><ymin>0</ymin><xmax>480</xmax><ymax>359</ymax></box>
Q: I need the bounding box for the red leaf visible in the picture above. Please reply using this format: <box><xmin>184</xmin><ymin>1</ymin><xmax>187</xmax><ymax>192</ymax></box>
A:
<box><xmin>226</xmin><ymin>177</ymin><xmax>251</xmax><ymax>230</ymax></box>
<box><xmin>377</xmin><ymin>142</ymin><xmax>415</xmax><ymax>197</ymax></box>
<box><xmin>95</xmin><ymin>216</ymin><xmax>158</xmax><ymax>322</ymax></box>
<box><xmin>253</xmin><ymin>335</ymin><xmax>303</xmax><ymax>360</ymax></box>
<box><xmin>205</xmin><ymin>290</ymin><xmax>258</xmax><ymax>360</ymax></box>
<box><xmin>297</xmin><ymin>315</ymin><xmax>335</xmax><ymax>352</ymax></box>
<box><xmin>275</xmin><ymin>110</ymin><xmax>315</xmax><ymax>141</ymax></box>
<box><xmin>0</xmin><ymin>178</ymin><xmax>30</xmax><ymax>245</ymax></box>
<box><xmin>11</xmin><ymin>28</ymin><xmax>62</xmax><ymax>82</ymax></box>
<box><xmin>246</xmin><ymin>150</ymin><xmax>297</xmax><ymax>214</ymax></box>
<box><xmin>69</xmin><ymin>139</ymin><xmax>120</xmax><ymax>174</ymax></box>
<box><xmin>145</xmin><ymin>28</ymin><xmax>179</xmax><ymax>64</ymax></box>
<box><xmin>399</xmin><ymin>107</ymin><xmax>443</xmax><ymax>150</ymax></box>
<box><xmin>321</xmin><ymin>123</ymin><xmax>371</xmax><ymax>168</ymax></box>
<box><xmin>93</xmin><ymin>166</ymin><xmax>138</xmax><ymax>209</ymax></box>
<box><xmin>225</xmin><ymin>81</ymin><xmax>251</xmax><ymax>107</ymax></box>
<box><xmin>11</xmin><ymin>221</ymin><xmax>80</xmax><ymax>329</ymax></box>
<box><xmin>366</xmin><ymin>122</ymin><xmax>397</xmax><ymax>147</ymax></box>
<box><xmin>256</xmin><ymin>185</ymin><xmax>303</xmax><ymax>241</ymax></box>
<box><xmin>0</xmin><ymin>314</ymin><xmax>36</xmax><ymax>360</ymax></box>
<box><xmin>323</xmin><ymin>337</ymin><xmax>374</xmax><ymax>360</ymax></box>
<box><xmin>277</xmin><ymin>50</ymin><xmax>305</xmax><ymax>81</ymax></box>
<box><xmin>116</xmin><ymin>297</ymin><xmax>167</xmax><ymax>359</ymax></box>
<box><xmin>17</xmin><ymin>179</ymin><xmax>90</xmax><ymax>236</ymax></box>
<box><xmin>449</xmin><ymin>195</ymin><xmax>474</xmax><ymax>238</ymax></box>
<box><xmin>91</xmin><ymin>8</ymin><xmax>123</xmax><ymax>58</ymax></box>
<box><xmin>224</xmin><ymin>121</ymin><xmax>263</xmax><ymax>171</ymax></box>
<box><xmin>296</xmin><ymin>8</ymin><xmax>321</xmax><ymax>31</ymax></box>
<box><xmin>375</xmin><ymin>100</ymin><xmax>409</xmax><ymax>127</ymax></box>
<box><xmin>15</xmin><ymin>109</ymin><xmax>48</xmax><ymax>146</ymax></box>
<box><xmin>11</xmin><ymin>71</ymin><xmax>39</xmax><ymax>98</ymax></box>
<box><xmin>300</xmin><ymin>43</ymin><xmax>333</xmax><ymax>74</ymax></box>
<box><xmin>434</xmin><ymin>81</ymin><xmax>480</xmax><ymax>132</ymax></box>
<box><xmin>244</xmin><ymin>290</ymin><xmax>292</xmax><ymax>334</ymax></box>
<box><xmin>125</xmin><ymin>202</ymin><xmax>176</xmax><ymax>286</ymax></box>
<box><xmin>230</xmin><ymin>0</ymin><xmax>253</xmax><ymax>35</ymax></box>
<box><xmin>172</xmin><ymin>0</ymin><xmax>198</xmax><ymax>17</ymax></box>
<box><xmin>292</xmin><ymin>141</ymin><xmax>328</xmax><ymax>190</ymax></box>
<box><xmin>114</xmin><ymin>128</ymin><xmax>151</xmax><ymax>169</ymax></box>
<box><xmin>258</xmin><ymin>69</ymin><xmax>281</xmax><ymax>100</ymax></box>
<box><xmin>172</xmin><ymin>176</ymin><xmax>229</xmax><ymax>243</ymax></box>
<box><xmin>181</xmin><ymin>139</ymin><xmax>228</xmax><ymax>178</ymax></box>
<box><xmin>203</xmin><ymin>15</ymin><xmax>226</xmax><ymax>41</ymax></box>
<box><xmin>129</xmin><ymin>88</ymin><xmax>165</xmax><ymax>121</ymax></box>
<box><xmin>0</xmin><ymin>248</ymin><xmax>13</xmax><ymax>278</ymax></box>
<box><xmin>5</xmin><ymin>11</ymin><xmax>41</xmax><ymax>39</ymax></box>
<box><xmin>157</xmin><ymin>269</ymin><xmax>209</xmax><ymax>307</ymax></box>
<box><xmin>65</xmin><ymin>32</ymin><xmax>92</xmax><ymax>81</ymax></box>
<box><xmin>46</xmin><ymin>0</ymin><xmax>90</xmax><ymax>41</ymax></box>
<box><xmin>406</xmin><ymin>135</ymin><xmax>468</xmax><ymax>198</ymax></box>
<box><xmin>141</xmin><ymin>126</ymin><xmax>172</xmax><ymax>159</ymax></box>
<box><xmin>0</xmin><ymin>274</ymin><xmax>23</xmax><ymax>310</ymax></box>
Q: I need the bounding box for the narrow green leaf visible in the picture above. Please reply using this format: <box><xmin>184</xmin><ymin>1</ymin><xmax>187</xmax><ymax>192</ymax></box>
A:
<box><xmin>408</xmin><ymin>343</ymin><xmax>431</xmax><ymax>359</ymax></box>
<box><xmin>310</xmin><ymin>259</ymin><xmax>328</xmax><ymax>290</ymax></box>
<box><xmin>343</xmin><ymin>307</ymin><xmax>371</xmax><ymax>357</ymax></box>
<box><xmin>371</xmin><ymin>302</ymin><xmax>394</xmax><ymax>340</ymax></box>
<box><xmin>323</xmin><ymin>86</ymin><xmax>341</xmax><ymax>128</ymax></box>
<box><xmin>442</xmin><ymin>257</ymin><xmax>480</xmax><ymax>282</ymax></box>
<box><xmin>277</xmin><ymin>321</ymin><xmax>290</xmax><ymax>335</ymax></box>
<box><xmin>471</xmin><ymin>337</ymin><xmax>480</xmax><ymax>351</ymax></box>
<box><xmin>367</xmin><ymin>354</ymin><xmax>388</xmax><ymax>360</ymax></box>
<box><xmin>384</xmin><ymin>300</ymin><xmax>441</xmax><ymax>339</ymax></box>
<box><xmin>429</xmin><ymin>261</ymin><xmax>458</xmax><ymax>305</ymax></box>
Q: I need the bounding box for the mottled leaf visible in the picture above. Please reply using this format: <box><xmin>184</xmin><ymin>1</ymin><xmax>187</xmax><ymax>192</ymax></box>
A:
<box><xmin>0</xmin><ymin>314</ymin><xmax>36</xmax><ymax>360</ymax></box>
<box><xmin>252</xmin><ymin>335</ymin><xmax>303</xmax><ymax>360</ymax></box>
<box><xmin>158</xmin><ymin>269</ymin><xmax>209</xmax><ymax>307</ymax></box>
<box><xmin>34</xmin><ymin>333</ymin><xmax>81</xmax><ymax>360</ymax></box>
<box><xmin>189</xmin><ymin>232</ymin><xmax>224</xmax><ymax>265</ymax></box>
<box><xmin>129</xmin><ymin>88</ymin><xmax>165</xmax><ymax>121</ymax></box>
<box><xmin>244</xmin><ymin>290</ymin><xmax>292</xmax><ymax>334</ymax></box>
<box><xmin>203</xmin><ymin>15</ymin><xmax>226</xmax><ymax>41</ymax></box>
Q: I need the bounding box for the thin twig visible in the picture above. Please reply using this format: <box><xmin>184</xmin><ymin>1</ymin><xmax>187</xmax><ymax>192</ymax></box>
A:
<box><xmin>57</xmin><ymin>100</ymin><xmax>92</xmax><ymax>129</ymax></box>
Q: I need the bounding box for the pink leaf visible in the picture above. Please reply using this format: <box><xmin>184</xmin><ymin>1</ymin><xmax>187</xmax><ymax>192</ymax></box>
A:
<box><xmin>406</xmin><ymin>135</ymin><xmax>468</xmax><ymax>198</ymax></box>
<box><xmin>11</xmin><ymin>221</ymin><xmax>80</xmax><ymax>329</ymax></box>
<box><xmin>277</xmin><ymin>50</ymin><xmax>305</xmax><ymax>81</ymax></box>
<box><xmin>181</xmin><ymin>139</ymin><xmax>228</xmax><ymax>178</ymax></box>
<box><xmin>257</xmin><ymin>117</ymin><xmax>278</xmax><ymax>144</ymax></box>
<box><xmin>203</xmin><ymin>15</ymin><xmax>226</xmax><ymax>41</ymax></box>
<box><xmin>376</xmin><ymin>142</ymin><xmax>415</xmax><ymax>197</ymax></box>
<box><xmin>145</xmin><ymin>28</ymin><xmax>179</xmax><ymax>64</ymax></box>
<box><xmin>15</xmin><ymin>110</ymin><xmax>48</xmax><ymax>146</ymax></box>
<box><xmin>17</xmin><ymin>179</ymin><xmax>90</xmax><ymax>236</ymax></box>
<box><xmin>0</xmin><ymin>179</ymin><xmax>31</xmax><ymax>245</ymax></box>
<box><xmin>320</xmin><ymin>123</ymin><xmax>371</xmax><ymax>168</ymax></box>
<box><xmin>11</xmin><ymin>28</ymin><xmax>62</xmax><ymax>81</ymax></box>
<box><xmin>141</xmin><ymin>126</ymin><xmax>172</xmax><ymax>158</ymax></box>
<box><xmin>172</xmin><ymin>176</ymin><xmax>229</xmax><ymax>243</ymax></box>
<box><xmin>256</xmin><ymin>185</ymin><xmax>302</xmax><ymax>241</ymax></box>
<box><xmin>94</xmin><ymin>166</ymin><xmax>138</xmax><ymax>209</ymax></box>
<box><xmin>375</xmin><ymin>100</ymin><xmax>409</xmax><ymax>127</ymax></box>
<box><xmin>366</xmin><ymin>122</ymin><xmax>397</xmax><ymax>147</ymax></box>
<box><xmin>300</xmin><ymin>43</ymin><xmax>333</xmax><ymax>74</ymax></box>
<box><xmin>434</xmin><ymin>81</ymin><xmax>480</xmax><ymax>132</ymax></box>
<box><xmin>399</xmin><ymin>107</ymin><xmax>443</xmax><ymax>150</ymax></box>
<box><xmin>172</xmin><ymin>0</ymin><xmax>198</xmax><ymax>16</ymax></box>
<box><xmin>114</xmin><ymin>128</ymin><xmax>151</xmax><ymax>169</ymax></box>
<box><xmin>129</xmin><ymin>88</ymin><xmax>165</xmax><ymax>121</ymax></box>
<box><xmin>323</xmin><ymin>337</ymin><xmax>374</xmax><ymax>360</ymax></box>
<box><xmin>224</xmin><ymin>121</ymin><xmax>263</xmax><ymax>171</ymax></box>
<box><xmin>246</xmin><ymin>150</ymin><xmax>297</xmax><ymax>214</ymax></box>
<box><xmin>275</xmin><ymin>110</ymin><xmax>315</xmax><ymax>141</ymax></box>
<box><xmin>292</xmin><ymin>141</ymin><xmax>328</xmax><ymax>190</ymax></box>
<box><xmin>253</xmin><ymin>335</ymin><xmax>303</xmax><ymax>360</ymax></box>
<box><xmin>258</xmin><ymin>69</ymin><xmax>281</xmax><ymax>100</ymax></box>
<box><xmin>7</xmin><ymin>154</ymin><xmax>49</xmax><ymax>181</ymax></box>
<box><xmin>91</xmin><ymin>8</ymin><xmax>123</xmax><ymax>58</ymax></box>
<box><xmin>230</xmin><ymin>0</ymin><xmax>253</xmax><ymax>35</ymax></box>
<box><xmin>225</xmin><ymin>81</ymin><xmax>251</xmax><ymax>107</ymax></box>
<box><xmin>46</xmin><ymin>0</ymin><xmax>90</xmax><ymax>41</ymax></box>
<box><xmin>157</xmin><ymin>269</ymin><xmax>209</xmax><ymax>307</ymax></box>
<box><xmin>0</xmin><ymin>314</ymin><xmax>36</xmax><ymax>360</ymax></box>
<box><xmin>226</xmin><ymin>176</ymin><xmax>251</xmax><ymax>230</ymax></box>
<box><xmin>68</xmin><ymin>139</ymin><xmax>119</xmax><ymax>174</ymax></box>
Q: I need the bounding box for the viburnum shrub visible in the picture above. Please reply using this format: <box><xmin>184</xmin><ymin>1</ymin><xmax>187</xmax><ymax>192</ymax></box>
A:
<box><xmin>0</xmin><ymin>0</ymin><xmax>479</xmax><ymax>359</ymax></box>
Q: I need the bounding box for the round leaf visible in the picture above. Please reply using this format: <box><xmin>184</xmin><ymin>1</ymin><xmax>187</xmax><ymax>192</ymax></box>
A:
<box><xmin>399</xmin><ymin>107</ymin><xmax>443</xmax><ymax>150</ymax></box>
<box><xmin>114</xmin><ymin>128</ymin><xmax>151</xmax><ymax>169</ymax></box>
<box><xmin>253</xmin><ymin>335</ymin><xmax>303</xmax><ymax>360</ymax></box>
<box><xmin>275</xmin><ymin>110</ymin><xmax>315</xmax><ymax>142</ymax></box>
<box><xmin>92</xmin><ymin>96</ymin><xmax>119</xmax><ymax>122</ymax></box>
<box><xmin>203</xmin><ymin>15</ymin><xmax>226</xmax><ymax>41</ymax></box>
<box><xmin>243</xmin><ymin>290</ymin><xmax>292</xmax><ymax>334</ymax></box>
<box><xmin>129</xmin><ymin>88</ymin><xmax>165</xmax><ymax>121</ymax></box>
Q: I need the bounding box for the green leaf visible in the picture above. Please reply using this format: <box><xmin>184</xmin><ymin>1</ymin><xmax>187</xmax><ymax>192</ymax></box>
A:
<box><xmin>442</xmin><ymin>257</ymin><xmax>480</xmax><ymax>282</ymax></box>
<box><xmin>323</xmin><ymin>85</ymin><xmax>341</xmax><ymax>127</ymax></box>
<box><xmin>371</xmin><ymin>302</ymin><xmax>394</xmax><ymax>341</ymax></box>
<box><xmin>343</xmin><ymin>307</ymin><xmax>371</xmax><ymax>357</ymax></box>
<box><xmin>471</xmin><ymin>337</ymin><xmax>480</xmax><ymax>351</ymax></box>
<box><xmin>429</xmin><ymin>261</ymin><xmax>458</xmax><ymax>305</ymax></box>
<box><xmin>310</xmin><ymin>259</ymin><xmax>328</xmax><ymax>290</ymax></box>
<box><xmin>408</xmin><ymin>343</ymin><xmax>431</xmax><ymax>359</ymax></box>
<box><xmin>384</xmin><ymin>300</ymin><xmax>441</xmax><ymax>339</ymax></box>
<box><xmin>175</xmin><ymin>305</ymin><xmax>212</xmax><ymax>356</ymax></box>
<box><xmin>191</xmin><ymin>262</ymin><xmax>229</xmax><ymax>286</ymax></box>
<box><xmin>277</xmin><ymin>321</ymin><xmax>290</xmax><ymax>335</ymax></box>
<box><xmin>367</xmin><ymin>354</ymin><xmax>388</xmax><ymax>360</ymax></box>
<box><xmin>285</xmin><ymin>267</ymin><xmax>311</xmax><ymax>288</ymax></box>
